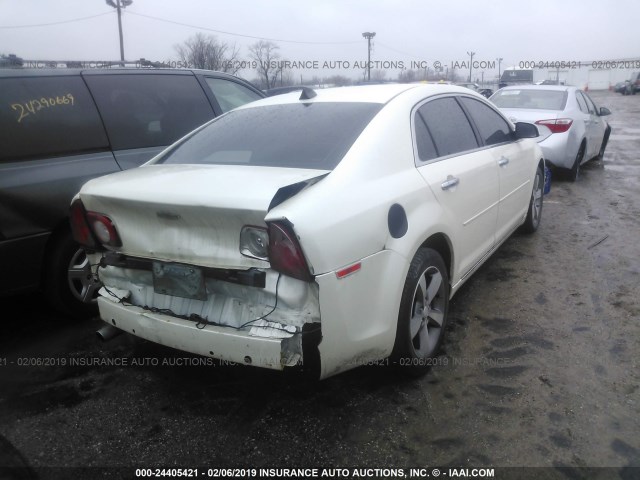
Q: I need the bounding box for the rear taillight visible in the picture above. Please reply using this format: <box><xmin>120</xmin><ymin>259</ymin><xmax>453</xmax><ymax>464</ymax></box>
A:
<box><xmin>267</xmin><ymin>221</ymin><xmax>313</xmax><ymax>281</ymax></box>
<box><xmin>70</xmin><ymin>199</ymin><xmax>98</xmax><ymax>249</ymax></box>
<box><xmin>535</xmin><ymin>118</ymin><xmax>573</xmax><ymax>134</ymax></box>
<box><xmin>86</xmin><ymin>212</ymin><xmax>122</xmax><ymax>247</ymax></box>
<box><xmin>69</xmin><ymin>199</ymin><xmax>121</xmax><ymax>249</ymax></box>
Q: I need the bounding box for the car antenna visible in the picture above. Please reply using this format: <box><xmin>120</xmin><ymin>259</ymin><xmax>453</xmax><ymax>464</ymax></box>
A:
<box><xmin>299</xmin><ymin>87</ymin><xmax>317</xmax><ymax>100</ymax></box>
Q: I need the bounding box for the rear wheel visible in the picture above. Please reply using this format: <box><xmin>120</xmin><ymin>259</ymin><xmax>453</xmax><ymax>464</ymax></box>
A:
<box><xmin>391</xmin><ymin>248</ymin><xmax>449</xmax><ymax>376</ymax></box>
<box><xmin>44</xmin><ymin>230</ymin><xmax>99</xmax><ymax>319</ymax></box>
<box><xmin>597</xmin><ymin>127</ymin><xmax>611</xmax><ymax>161</ymax></box>
<box><xmin>568</xmin><ymin>142</ymin><xmax>585</xmax><ymax>182</ymax></box>
<box><xmin>521</xmin><ymin>166</ymin><xmax>544</xmax><ymax>233</ymax></box>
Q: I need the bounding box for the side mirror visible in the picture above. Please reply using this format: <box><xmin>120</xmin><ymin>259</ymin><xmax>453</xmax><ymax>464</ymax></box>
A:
<box><xmin>514</xmin><ymin>122</ymin><xmax>539</xmax><ymax>139</ymax></box>
<box><xmin>599</xmin><ymin>107</ymin><xmax>611</xmax><ymax>116</ymax></box>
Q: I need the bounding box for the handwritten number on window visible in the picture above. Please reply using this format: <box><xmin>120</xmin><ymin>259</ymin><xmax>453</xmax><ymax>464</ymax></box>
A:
<box><xmin>11</xmin><ymin>93</ymin><xmax>75</xmax><ymax>123</ymax></box>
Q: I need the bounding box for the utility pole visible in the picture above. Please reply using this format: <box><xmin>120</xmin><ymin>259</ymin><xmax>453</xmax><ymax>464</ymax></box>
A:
<box><xmin>467</xmin><ymin>51</ymin><xmax>475</xmax><ymax>82</ymax></box>
<box><xmin>497</xmin><ymin>57</ymin><xmax>503</xmax><ymax>84</ymax></box>
<box><xmin>362</xmin><ymin>32</ymin><xmax>376</xmax><ymax>82</ymax></box>
<box><xmin>106</xmin><ymin>0</ymin><xmax>132</xmax><ymax>63</ymax></box>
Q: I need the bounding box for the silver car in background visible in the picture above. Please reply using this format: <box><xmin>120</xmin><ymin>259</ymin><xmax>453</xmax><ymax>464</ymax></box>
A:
<box><xmin>490</xmin><ymin>85</ymin><xmax>611</xmax><ymax>181</ymax></box>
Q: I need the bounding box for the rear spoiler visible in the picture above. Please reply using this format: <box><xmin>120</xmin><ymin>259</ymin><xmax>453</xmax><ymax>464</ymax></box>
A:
<box><xmin>268</xmin><ymin>173</ymin><xmax>329</xmax><ymax>211</ymax></box>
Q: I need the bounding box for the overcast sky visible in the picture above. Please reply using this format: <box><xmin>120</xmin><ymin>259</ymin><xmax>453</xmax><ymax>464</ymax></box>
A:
<box><xmin>1</xmin><ymin>0</ymin><xmax>638</xmax><ymax>82</ymax></box>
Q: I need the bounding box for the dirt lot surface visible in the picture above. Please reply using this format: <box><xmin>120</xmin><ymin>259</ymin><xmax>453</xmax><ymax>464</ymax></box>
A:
<box><xmin>0</xmin><ymin>90</ymin><xmax>638</xmax><ymax>480</ymax></box>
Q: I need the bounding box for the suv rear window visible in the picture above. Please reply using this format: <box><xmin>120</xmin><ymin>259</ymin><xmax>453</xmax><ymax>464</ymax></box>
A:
<box><xmin>157</xmin><ymin>102</ymin><xmax>383</xmax><ymax>170</ymax></box>
<box><xmin>0</xmin><ymin>76</ymin><xmax>109</xmax><ymax>161</ymax></box>
<box><xmin>83</xmin><ymin>74</ymin><xmax>214</xmax><ymax>150</ymax></box>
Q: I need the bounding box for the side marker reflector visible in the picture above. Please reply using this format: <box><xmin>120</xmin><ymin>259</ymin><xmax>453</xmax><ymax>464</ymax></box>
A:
<box><xmin>336</xmin><ymin>263</ymin><xmax>361</xmax><ymax>279</ymax></box>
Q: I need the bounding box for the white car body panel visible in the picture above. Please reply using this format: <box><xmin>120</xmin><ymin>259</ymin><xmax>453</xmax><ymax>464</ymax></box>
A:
<box><xmin>417</xmin><ymin>150</ymin><xmax>499</xmax><ymax>283</ymax></box>
<box><xmin>315</xmin><ymin>249</ymin><xmax>407</xmax><ymax>378</ymax></box>
<box><xmin>493</xmin><ymin>141</ymin><xmax>534</xmax><ymax>239</ymax></box>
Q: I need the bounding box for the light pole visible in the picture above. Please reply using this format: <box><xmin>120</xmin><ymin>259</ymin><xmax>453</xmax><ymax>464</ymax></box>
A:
<box><xmin>362</xmin><ymin>32</ymin><xmax>376</xmax><ymax>82</ymax></box>
<box><xmin>106</xmin><ymin>0</ymin><xmax>133</xmax><ymax>63</ymax></box>
<box><xmin>497</xmin><ymin>57</ymin><xmax>503</xmax><ymax>84</ymax></box>
<box><xmin>467</xmin><ymin>51</ymin><xmax>475</xmax><ymax>82</ymax></box>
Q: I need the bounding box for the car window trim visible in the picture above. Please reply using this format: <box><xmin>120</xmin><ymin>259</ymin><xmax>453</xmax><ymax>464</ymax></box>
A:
<box><xmin>580</xmin><ymin>91</ymin><xmax>598</xmax><ymax>115</ymax></box>
<box><xmin>575</xmin><ymin>91</ymin><xmax>589</xmax><ymax>114</ymax></box>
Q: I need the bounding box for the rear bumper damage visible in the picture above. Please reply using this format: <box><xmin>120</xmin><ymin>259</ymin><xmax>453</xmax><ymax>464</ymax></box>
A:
<box><xmin>94</xmin><ymin>248</ymin><xmax>406</xmax><ymax>379</ymax></box>
<box><xmin>99</xmin><ymin>296</ymin><xmax>303</xmax><ymax>369</ymax></box>
<box><xmin>95</xmin><ymin>256</ymin><xmax>321</xmax><ymax>371</ymax></box>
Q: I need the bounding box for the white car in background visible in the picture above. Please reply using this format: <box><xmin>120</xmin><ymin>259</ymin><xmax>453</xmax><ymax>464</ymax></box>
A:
<box><xmin>490</xmin><ymin>85</ymin><xmax>611</xmax><ymax>181</ymax></box>
<box><xmin>72</xmin><ymin>84</ymin><xmax>545</xmax><ymax>380</ymax></box>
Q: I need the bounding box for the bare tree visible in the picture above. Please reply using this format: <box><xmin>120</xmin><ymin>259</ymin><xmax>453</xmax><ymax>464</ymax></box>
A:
<box><xmin>325</xmin><ymin>75</ymin><xmax>352</xmax><ymax>87</ymax></box>
<box><xmin>371</xmin><ymin>69</ymin><xmax>387</xmax><ymax>82</ymax></box>
<box><xmin>175</xmin><ymin>33</ymin><xmax>241</xmax><ymax>74</ymax></box>
<box><xmin>398</xmin><ymin>69</ymin><xmax>418</xmax><ymax>83</ymax></box>
<box><xmin>248</xmin><ymin>40</ymin><xmax>282</xmax><ymax>89</ymax></box>
<box><xmin>277</xmin><ymin>68</ymin><xmax>295</xmax><ymax>87</ymax></box>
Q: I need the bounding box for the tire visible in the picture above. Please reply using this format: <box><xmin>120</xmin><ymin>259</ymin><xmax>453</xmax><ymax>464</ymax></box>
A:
<box><xmin>520</xmin><ymin>166</ymin><xmax>544</xmax><ymax>234</ymax></box>
<box><xmin>391</xmin><ymin>248</ymin><xmax>449</xmax><ymax>376</ymax></box>
<box><xmin>568</xmin><ymin>142</ymin><xmax>585</xmax><ymax>182</ymax></box>
<box><xmin>597</xmin><ymin>127</ymin><xmax>611</xmax><ymax>161</ymax></box>
<box><xmin>44</xmin><ymin>230</ymin><xmax>100</xmax><ymax>320</ymax></box>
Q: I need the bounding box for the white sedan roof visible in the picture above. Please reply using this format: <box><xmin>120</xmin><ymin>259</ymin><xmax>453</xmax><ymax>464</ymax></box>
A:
<box><xmin>238</xmin><ymin>83</ymin><xmax>476</xmax><ymax>109</ymax></box>
<box><xmin>498</xmin><ymin>84</ymin><xmax>575</xmax><ymax>92</ymax></box>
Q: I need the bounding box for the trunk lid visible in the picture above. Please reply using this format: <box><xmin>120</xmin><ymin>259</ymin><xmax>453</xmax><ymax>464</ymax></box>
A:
<box><xmin>500</xmin><ymin>108</ymin><xmax>560</xmax><ymax>124</ymax></box>
<box><xmin>79</xmin><ymin>164</ymin><xmax>327</xmax><ymax>269</ymax></box>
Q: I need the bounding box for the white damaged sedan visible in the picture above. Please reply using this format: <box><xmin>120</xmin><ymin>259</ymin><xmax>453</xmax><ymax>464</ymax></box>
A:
<box><xmin>71</xmin><ymin>84</ymin><xmax>545</xmax><ymax>379</ymax></box>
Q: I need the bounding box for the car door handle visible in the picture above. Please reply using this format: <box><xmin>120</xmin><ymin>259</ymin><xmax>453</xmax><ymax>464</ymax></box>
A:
<box><xmin>441</xmin><ymin>176</ymin><xmax>459</xmax><ymax>190</ymax></box>
<box><xmin>498</xmin><ymin>157</ymin><xmax>510</xmax><ymax>167</ymax></box>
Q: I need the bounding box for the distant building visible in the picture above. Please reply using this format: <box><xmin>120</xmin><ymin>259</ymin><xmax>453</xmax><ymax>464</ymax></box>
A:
<box><xmin>0</xmin><ymin>54</ymin><xmax>23</xmax><ymax>68</ymax></box>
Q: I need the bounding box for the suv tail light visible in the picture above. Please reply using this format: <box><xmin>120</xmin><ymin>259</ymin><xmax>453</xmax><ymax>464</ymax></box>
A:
<box><xmin>69</xmin><ymin>199</ymin><xmax>121</xmax><ymax>249</ymax></box>
<box><xmin>267</xmin><ymin>221</ymin><xmax>312</xmax><ymax>281</ymax></box>
<box><xmin>535</xmin><ymin>118</ymin><xmax>573</xmax><ymax>134</ymax></box>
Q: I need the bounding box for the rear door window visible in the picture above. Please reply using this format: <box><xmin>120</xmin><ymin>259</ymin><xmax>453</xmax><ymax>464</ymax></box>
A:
<box><xmin>414</xmin><ymin>114</ymin><xmax>438</xmax><ymax>162</ymax></box>
<box><xmin>416</xmin><ymin>97</ymin><xmax>479</xmax><ymax>159</ymax></box>
<box><xmin>204</xmin><ymin>77</ymin><xmax>263</xmax><ymax>113</ymax></box>
<box><xmin>84</xmin><ymin>74</ymin><xmax>214</xmax><ymax>150</ymax></box>
<box><xmin>0</xmin><ymin>76</ymin><xmax>109</xmax><ymax>161</ymax></box>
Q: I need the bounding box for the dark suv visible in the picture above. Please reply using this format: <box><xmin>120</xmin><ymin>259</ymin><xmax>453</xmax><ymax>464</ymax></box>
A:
<box><xmin>0</xmin><ymin>68</ymin><xmax>264</xmax><ymax>317</ymax></box>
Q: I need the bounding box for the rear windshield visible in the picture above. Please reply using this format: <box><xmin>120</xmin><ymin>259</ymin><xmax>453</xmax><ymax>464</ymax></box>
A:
<box><xmin>157</xmin><ymin>102</ymin><xmax>383</xmax><ymax>170</ymax></box>
<box><xmin>491</xmin><ymin>89</ymin><xmax>568</xmax><ymax>110</ymax></box>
